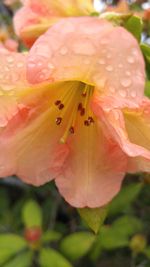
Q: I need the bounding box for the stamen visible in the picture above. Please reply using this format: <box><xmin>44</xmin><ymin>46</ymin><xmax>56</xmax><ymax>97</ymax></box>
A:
<box><xmin>55</xmin><ymin>100</ymin><xmax>61</xmax><ymax>106</ymax></box>
<box><xmin>84</xmin><ymin>120</ymin><xmax>90</xmax><ymax>126</ymax></box>
<box><xmin>56</xmin><ymin>117</ymin><xmax>62</xmax><ymax>125</ymax></box>
<box><xmin>82</xmin><ymin>84</ymin><xmax>89</xmax><ymax>97</ymax></box>
<box><xmin>78</xmin><ymin>103</ymin><xmax>82</xmax><ymax>111</ymax></box>
<box><xmin>58</xmin><ymin>103</ymin><xmax>64</xmax><ymax>110</ymax></box>
<box><xmin>80</xmin><ymin>108</ymin><xmax>85</xmax><ymax>116</ymax></box>
<box><xmin>88</xmin><ymin>116</ymin><xmax>94</xmax><ymax>124</ymax></box>
<box><xmin>69</xmin><ymin>126</ymin><xmax>75</xmax><ymax>134</ymax></box>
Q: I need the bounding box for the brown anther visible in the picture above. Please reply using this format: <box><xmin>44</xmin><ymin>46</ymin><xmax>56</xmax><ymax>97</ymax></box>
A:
<box><xmin>82</xmin><ymin>92</ymin><xmax>87</xmax><ymax>97</ymax></box>
<box><xmin>69</xmin><ymin>126</ymin><xmax>75</xmax><ymax>134</ymax></box>
<box><xmin>78</xmin><ymin>103</ymin><xmax>82</xmax><ymax>111</ymax></box>
<box><xmin>80</xmin><ymin>108</ymin><xmax>85</xmax><ymax>116</ymax></box>
<box><xmin>55</xmin><ymin>100</ymin><xmax>61</xmax><ymax>106</ymax></box>
<box><xmin>88</xmin><ymin>116</ymin><xmax>94</xmax><ymax>123</ymax></box>
<box><xmin>84</xmin><ymin>120</ymin><xmax>90</xmax><ymax>126</ymax></box>
<box><xmin>59</xmin><ymin>103</ymin><xmax>64</xmax><ymax>110</ymax></box>
<box><xmin>56</xmin><ymin>117</ymin><xmax>62</xmax><ymax>125</ymax></box>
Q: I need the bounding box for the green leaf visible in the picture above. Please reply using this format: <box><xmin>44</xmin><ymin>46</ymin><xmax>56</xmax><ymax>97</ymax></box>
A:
<box><xmin>3</xmin><ymin>251</ymin><xmax>33</xmax><ymax>267</ymax></box>
<box><xmin>39</xmin><ymin>248</ymin><xmax>72</xmax><ymax>267</ymax></box>
<box><xmin>60</xmin><ymin>232</ymin><xmax>95</xmax><ymax>261</ymax></box>
<box><xmin>141</xmin><ymin>43</ymin><xmax>150</xmax><ymax>60</ymax></box>
<box><xmin>42</xmin><ymin>230</ymin><xmax>62</xmax><ymax>243</ymax></box>
<box><xmin>109</xmin><ymin>183</ymin><xmax>143</xmax><ymax>216</ymax></box>
<box><xmin>0</xmin><ymin>234</ymin><xmax>27</xmax><ymax>265</ymax></box>
<box><xmin>22</xmin><ymin>200</ymin><xmax>42</xmax><ymax>228</ymax></box>
<box><xmin>141</xmin><ymin>43</ymin><xmax>150</xmax><ymax>80</ymax></box>
<box><xmin>124</xmin><ymin>15</ymin><xmax>143</xmax><ymax>41</ymax></box>
<box><xmin>145</xmin><ymin>81</ymin><xmax>150</xmax><ymax>98</ymax></box>
<box><xmin>144</xmin><ymin>247</ymin><xmax>150</xmax><ymax>259</ymax></box>
<box><xmin>100</xmin><ymin>12</ymin><xmax>131</xmax><ymax>26</ymax></box>
<box><xmin>99</xmin><ymin>226</ymin><xmax>129</xmax><ymax>250</ymax></box>
<box><xmin>98</xmin><ymin>215</ymin><xmax>142</xmax><ymax>250</ymax></box>
<box><xmin>113</xmin><ymin>216</ymin><xmax>143</xmax><ymax>236</ymax></box>
<box><xmin>78</xmin><ymin>206</ymin><xmax>108</xmax><ymax>234</ymax></box>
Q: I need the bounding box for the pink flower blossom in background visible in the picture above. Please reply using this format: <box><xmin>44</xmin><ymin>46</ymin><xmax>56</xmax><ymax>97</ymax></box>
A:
<box><xmin>13</xmin><ymin>0</ymin><xmax>95</xmax><ymax>47</ymax></box>
<box><xmin>3</xmin><ymin>39</ymin><xmax>18</xmax><ymax>52</ymax></box>
<box><xmin>0</xmin><ymin>17</ymin><xmax>150</xmax><ymax>208</ymax></box>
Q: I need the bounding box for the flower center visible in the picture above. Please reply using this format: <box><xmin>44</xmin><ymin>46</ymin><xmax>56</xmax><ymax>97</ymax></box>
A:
<box><xmin>54</xmin><ymin>81</ymin><xmax>94</xmax><ymax>143</ymax></box>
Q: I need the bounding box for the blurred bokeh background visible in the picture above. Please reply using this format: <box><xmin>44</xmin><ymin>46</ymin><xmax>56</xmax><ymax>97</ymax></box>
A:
<box><xmin>0</xmin><ymin>1</ymin><xmax>150</xmax><ymax>267</ymax></box>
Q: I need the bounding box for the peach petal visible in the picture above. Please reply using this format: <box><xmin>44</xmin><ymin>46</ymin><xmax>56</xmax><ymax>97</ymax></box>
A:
<box><xmin>27</xmin><ymin>17</ymin><xmax>145</xmax><ymax>107</ymax></box>
<box><xmin>92</xmin><ymin>95</ymin><xmax>150</xmax><ymax>171</ymax></box>
<box><xmin>56</xmin><ymin>119</ymin><xmax>127</xmax><ymax>208</ymax></box>
<box><xmin>14</xmin><ymin>0</ymin><xmax>94</xmax><ymax>46</ymax></box>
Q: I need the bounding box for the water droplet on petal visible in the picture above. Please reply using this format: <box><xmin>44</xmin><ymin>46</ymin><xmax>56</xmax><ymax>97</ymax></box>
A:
<box><xmin>28</xmin><ymin>62</ymin><xmax>36</xmax><ymax>68</ymax></box>
<box><xmin>119</xmin><ymin>89</ymin><xmax>127</xmax><ymax>98</ymax></box>
<box><xmin>7</xmin><ymin>56</ymin><xmax>14</xmax><ymax>63</ymax></box>
<box><xmin>17</xmin><ymin>62</ymin><xmax>23</xmax><ymax>68</ymax></box>
<box><xmin>126</xmin><ymin>71</ymin><xmax>131</xmax><ymax>76</ymax></box>
<box><xmin>106</xmin><ymin>65</ymin><xmax>113</xmax><ymax>71</ymax></box>
<box><xmin>120</xmin><ymin>78</ymin><xmax>131</xmax><ymax>88</ymax></box>
<box><xmin>98</xmin><ymin>59</ymin><xmax>105</xmax><ymax>65</ymax></box>
<box><xmin>132</xmin><ymin>48</ymin><xmax>138</xmax><ymax>56</ymax></box>
<box><xmin>127</xmin><ymin>56</ymin><xmax>135</xmax><ymax>64</ymax></box>
<box><xmin>48</xmin><ymin>63</ymin><xmax>55</xmax><ymax>69</ymax></box>
<box><xmin>130</xmin><ymin>91</ymin><xmax>137</xmax><ymax>98</ymax></box>
<box><xmin>60</xmin><ymin>47</ymin><xmax>68</xmax><ymax>55</ymax></box>
<box><xmin>118</xmin><ymin>64</ymin><xmax>123</xmax><ymax>68</ymax></box>
<box><xmin>107</xmin><ymin>53</ymin><xmax>111</xmax><ymax>59</ymax></box>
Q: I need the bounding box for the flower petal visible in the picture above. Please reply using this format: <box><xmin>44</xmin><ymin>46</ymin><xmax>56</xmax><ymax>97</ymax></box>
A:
<box><xmin>0</xmin><ymin>81</ymin><xmax>74</xmax><ymax>184</ymax></box>
<box><xmin>14</xmin><ymin>0</ymin><xmax>94</xmax><ymax>46</ymax></box>
<box><xmin>56</xmin><ymin>118</ymin><xmax>127</xmax><ymax>208</ymax></box>
<box><xmin>92</xmin><ymin>96</ymin><xmax>150</xmax><ymax>172</ymax></box>
<box><xmin>124</xmin><ymin>99</ymin><xmax>150</xmax><ymax>172</ymax></box>
<box><xmin>27</xmin><ymin>17</ymin><xmax>145</xmax><ymax>107</ymax></box>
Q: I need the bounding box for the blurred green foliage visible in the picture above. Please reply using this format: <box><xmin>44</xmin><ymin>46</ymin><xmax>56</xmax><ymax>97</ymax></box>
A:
<box><xmin>0</xmin><ymin>176</ymin><xmax>150</xmax><ymax>267</ymax></box>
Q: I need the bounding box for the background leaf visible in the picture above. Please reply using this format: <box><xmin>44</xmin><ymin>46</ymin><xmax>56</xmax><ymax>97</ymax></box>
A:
<box><xmin>0</xmin><ymin>234</ymin><xmax>27</xmax><ymax>265</ymax></box>
<box><xmin>60</xmin><ymin>232</ymin><xmax>96</xmax><ymax>261</ymax></box>
<box><xmin>39</xmin><ymin>248</ymin><xmax>72</xmax><ymax>267</ymax></box>
<box><xmin>109</xmin><ymin>183</ymin><xmax>143</xmax><ymax>216</ymax></box>
<box><xmin>3</xmin><ymin>251</ymin><xmax>33</xmax><ymax>267</ymax></box>
<box><xmin>22</xmin><ymin>200</ymin><xmax>42</xmax><ymax>228</ymax></box>
<box><xmin>78</xmin><ymin>206</ymin><xmax>108</xmax><ymax>234</ymax></box>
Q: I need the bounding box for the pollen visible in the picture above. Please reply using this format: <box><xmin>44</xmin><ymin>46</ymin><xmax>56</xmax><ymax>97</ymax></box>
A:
<box><xmin>54</xmin><ymin>82</ymin><xmax>94</xmax><ymax>143</ymax></box>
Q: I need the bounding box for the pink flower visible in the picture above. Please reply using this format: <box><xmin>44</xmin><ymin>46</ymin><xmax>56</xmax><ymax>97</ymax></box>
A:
<box><xmin>0</xmin><ymin>17</ymin><xmax>150</xmax><ymax>208</ymax></box>
<box><xmin>3</xmin><ymin>39</ymin><xmax>19</xmax><ymax>52</ymax></box>
<box><xmin>13</xmin><ymin>0</ymin><xmax>95</xmax><ymax>47</ymax></box>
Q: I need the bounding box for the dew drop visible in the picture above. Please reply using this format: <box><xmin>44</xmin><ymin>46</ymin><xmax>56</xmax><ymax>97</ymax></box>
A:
<box><xmin>127</xmin><ymin>56</ymin><xmax>135</xmax><ymax>64</ymax></box>
<box><xmin>17</xmin><ymin>62</ymin><xmax>23</xmax><ymax>68</ymax></box>
<box><xmin>120</xmin><ymin>78</ymin><xmax>131</xmax><ymax>88</ymax></box>
<box><xmin>28</xmin><ymin>62</ymin><xmax>36</xmax><ymax>68</ymax></box>
<box><xmin>106</xmin><ymin>65</ymin><xmax>113</xmax><ymax>72</ymax></box>
<box><xmin>118</xmin><ymin>64</ymin><xmax>123</xmax><ymax>68</ymax></box>
<box><xmin>48</xmin><ymin>63</ymin><xmax>55</xmax><ymax>70</ymax></box>
<box><xmin>7</xmin><ymin>56</ymin><xmax>14</xmax><ymax>63</ymax></box>
<box><xmin>60</xmin><ymin>47</ymin><xmax>68</xmax><ymax>55</ymax></box>
<box><xmin>119</xmin><ymin>89</ymin><xmax>127</xmax><ymax>98</ymax></box>
<box><xmin>98</xmin><ymin>59</ymin><xmax>105</xmax><ymax>65</ymax></box>
<box><xmin>126</xmin><ymin>71</ymin><xmax>131</xmax><ymax>76</ymax></box>
<box><xmin>130</xmin><ymin>90</ymin><xmax>137</xmax><ymax>98</ymax></box>
<box><xmin>107</xmin><ymin>53</ymin><xmax>111</xmax><ymax>59</ymax></box>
